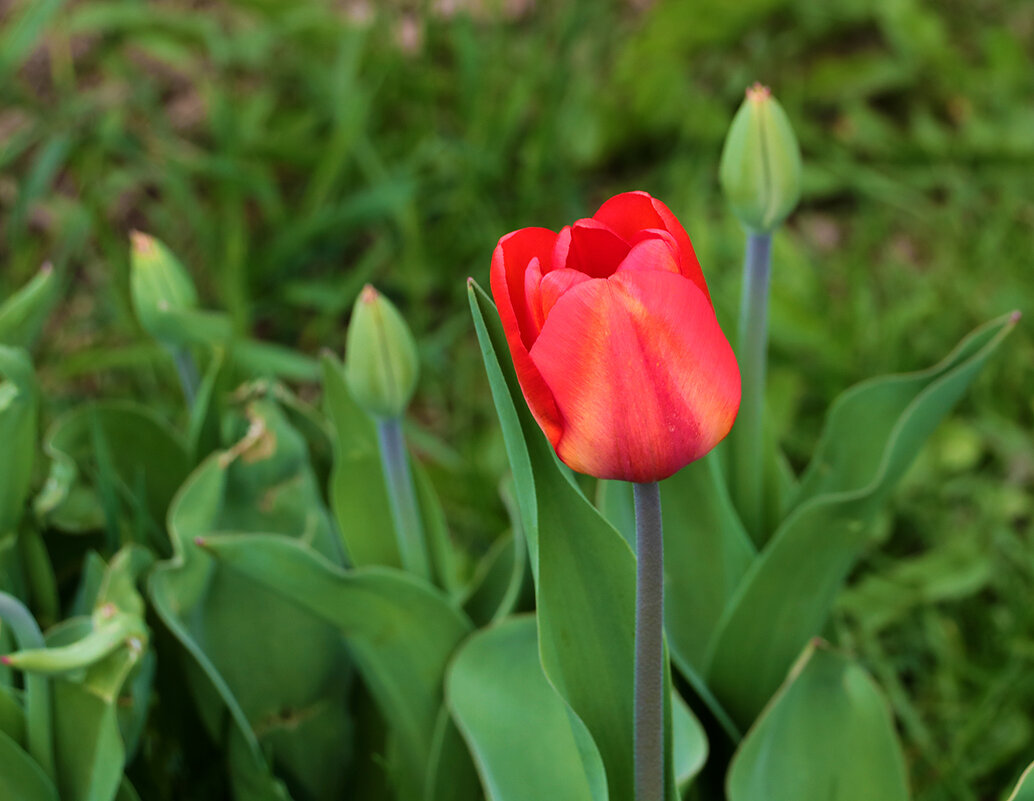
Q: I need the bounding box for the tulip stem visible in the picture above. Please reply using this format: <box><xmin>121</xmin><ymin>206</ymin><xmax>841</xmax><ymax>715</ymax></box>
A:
<box><xmin>731</xmin><ymin>231</ymin><xmax>772</xmax><ymax>542</ymax></box>
<box><xmin>0</xmin><ymin>592</ymin><xmax>55</xmax><ymax>781</ymax></box>
<box><xmin>376</xmin><ymin>417</ymin><xmax>431</xmax><ymax>581</ymax></box>
<box><xmin>634</xmin><ymin>481</ymin><xmax>665</xmax><ymax>801</ymax></box>
<box><xmin>171</xmin><ymin>346</ymin><xmax>199</xmax><ymax>407</ymax></box>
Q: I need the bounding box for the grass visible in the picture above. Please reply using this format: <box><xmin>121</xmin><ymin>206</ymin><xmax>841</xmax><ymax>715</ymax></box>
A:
<box><xmin>0</xmin><ymin>0</ymin><xmax>1032</xmax><ymax>797</ymax></box>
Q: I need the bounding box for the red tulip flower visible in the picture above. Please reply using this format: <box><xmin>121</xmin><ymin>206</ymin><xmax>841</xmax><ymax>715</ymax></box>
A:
<box><xmin>491</xmin><ymin>191</ymin><xmax>741</xmax><ymax>483</ymax></box>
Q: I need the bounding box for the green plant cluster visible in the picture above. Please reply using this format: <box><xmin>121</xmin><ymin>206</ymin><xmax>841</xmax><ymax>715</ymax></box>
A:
<box><xmin>0</xmin><ymin>1</ymin><xmax>1031</xmax><ymax>799</ymax></box>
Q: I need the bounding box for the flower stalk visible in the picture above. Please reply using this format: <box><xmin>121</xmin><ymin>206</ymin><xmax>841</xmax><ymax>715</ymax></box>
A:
<box><xmin>376</xmin><ymin>416</ymin><xmax>431</xmax><ymax>581</ymax></box>
<box><xmin>634</xmin><ymin>481</ymin><xmax>664</xmax><ymax>801</ymax></box>
<box><xmin>731</xmin><ymin>232</ymin><xmax>772</xmax><ymax>541</ymax></box>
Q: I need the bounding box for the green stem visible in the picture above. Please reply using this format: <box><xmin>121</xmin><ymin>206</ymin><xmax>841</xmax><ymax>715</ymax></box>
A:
<box><xmin>376</xmin><ymin>417</ymin><xmax>431</xmax><ymax>581</ymax></box>
<box><xmin>171</xmin><ymin>346</ymin><xmax>199</xmax><ymax>407</ymax></box>
<box><xmin>634</xmin><ymin>481</ymin><xmax>664</xmax><ymax>801</ymax></box>
<box><xmin>731</xmin><ymin>232</ymin><xmax>772</xmax><ymax>543</ymax></box>
<box><xmin>0</xmin><ymin>592</ymin><xmax>54</xmax><ymax>780</ymax></box>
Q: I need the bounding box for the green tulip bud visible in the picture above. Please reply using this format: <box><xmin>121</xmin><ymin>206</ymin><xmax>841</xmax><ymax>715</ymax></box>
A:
<box><xmin>344</xmin><ymin>285</ymin><xmax>419</xmax><ymax>419</ymax></box>
<box><xmin>129</xmin><ymin>231</ymin><xmax>199</xmax><ymax>341</ymax></box>
<box><xmin>719</xmin><ymin>83</ymin><xmax>802</xmax><ymax>234</ymax></box>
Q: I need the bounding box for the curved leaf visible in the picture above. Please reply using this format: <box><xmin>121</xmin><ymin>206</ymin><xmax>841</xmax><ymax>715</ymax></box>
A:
<box><xmin>34</xmin><ymin>402</ymin><xmax>189</xmax><ymax>544</ymax></box>
<box><xmin>199</xmin><ymin>533</ymin><xmax>471</xmax><ymax>799</ymax></box>
<box><xmin>447</xmin><ymin>615</ymin><xmax>607</xmax><ymax>801</ymax></box>
<box><xmin>0</xmin><ymin>264</ymin><xmax>60</xmax><ymax>350</ymax></box>
<box><xmin>149</xmin><ymin>399</ymin><xmax>352</xmax><ymax>801</ymax></box>
<box><xmin>0</xmin><ymin>728</ymin><xmax>58</xmax><ymax>801</ymax></box>
<box><xmin>727</xmin><ymin>643</ymin><xmax>909</xmax><ymax>801</ymax></box>
<box><xmin>705</xmin><ymin>313</ymin><xmax>1017</xmax><ymax>728</ymax></box>
<box><xmin>1007</xmin><ymin>762</ymin><xmax>1034</xmax><ymax>801</ymax></box>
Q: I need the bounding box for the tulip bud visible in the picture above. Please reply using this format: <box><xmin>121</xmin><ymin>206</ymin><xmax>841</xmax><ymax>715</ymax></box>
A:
<box><xmin>719</xmin><ymin>84</ymin><xmax>802</xmax><ymax>234</ymax></box>
<box><xmin>344</xmin><ymin>285</ymin><xmax>419</xmax><ymax>419</ymax></box>
<box><xmin>129</xmin><ymin>231</ymin><xmax>199</xmax><ymax>341</ymax></box>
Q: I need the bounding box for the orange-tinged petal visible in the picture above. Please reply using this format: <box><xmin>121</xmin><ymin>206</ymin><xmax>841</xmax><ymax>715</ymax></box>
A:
<box><xmin>528</xmin><ymin>269</ymin><xmax>739</xmax><ymax>482</ymax></box>
<box><xmin>539</xmin><ymin>268</ymin><xmax>592</xmax><ymax>318</ymax></box>
<box><xmin>615</xmin><ymin>232</ymin><xmax>681</xmax><ymax>276</ymax></box>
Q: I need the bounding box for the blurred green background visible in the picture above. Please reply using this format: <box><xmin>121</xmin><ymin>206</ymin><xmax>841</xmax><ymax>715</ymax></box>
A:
<box><xmin>1</xmin><ymin>0</ymin><xmax>1032</xmax><ymax>798</ymax></box>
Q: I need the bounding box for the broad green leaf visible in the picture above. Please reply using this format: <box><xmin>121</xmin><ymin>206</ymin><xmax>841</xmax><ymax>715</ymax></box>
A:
<box><xmin>469</xmin><ymin>281</ymin><xmax>678</xmax><ymax>801</ymax></box>
<box><xmin>149</xmin><ymin>399</ymin><xmax>351</xmax><ymax>801</ymax></box>
<box><xmin>447</xmin><ymin>615</ymin><xmax>607</xmax><ymax>801</ymax></box>
<box><xmin>727</xmin><ymin>643</ymin><xmax>909</xmax><ymax>801</ymax></box>
<box><xmin>1007</xmin><ymin>762</ymin><xmax>1034</xmax><ymax>801</ymax></box>
<box><xmin>322</xmin><ymin>354</ymin><xmax>401</xmax><ymax>568</ymax></box>
<box><xmin>34</xmin><ymin>403</ymin><xmax>189</xmax><ymax>545</ymax></box>
<box><xmin>199</xmin><ymin>533</ymin><xmax>472</xmax><ymax>799</ymax></box>
<box><xmin>0</xmin><ymin>264</ymin><xmax>60</xmax><ymax>350</ymax></box>
<box><xmin>0</xmin><ymin>346</ymin><xmax>37</xmax><ymax>537</ymax></box>
<box><xmin>0</xmin><ymin>728</ymin><xmax>58</xmax><ymax>801</ymax></box>
<box><xmin>705</xmin><ymin>313</ymin><xmax>1017</xmax><ymax>728</ymax></box>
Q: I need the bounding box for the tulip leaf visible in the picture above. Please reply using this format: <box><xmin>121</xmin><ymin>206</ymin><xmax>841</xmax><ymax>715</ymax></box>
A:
<box><xmin>469</xmin><ymin>280</ymin><xmax>683</xmax><ymax>801</ymax></box>
<box><xmin>0</xmin><ymin>264</ymin><xmax>60</xmax><ymax>351</ymax></box>
<box><xmin>231</xmin><ymin>338</ymin><xmax>321</xmax><ymax>383</ymax></box>
<box><xmin>0</xmin><ymin>728</ymin><xmax>58</xmax><ymax>801</ymax></box>
<box><xmin>1006</xmin><ymin>762</ymin><xmax>1034</xmax><ymax>801</ymax></box>
<box><xmin>198</xmin><ymin>533</ymin><xmax>472</xmax><ymax>799</ymax></box>
<box><xmin>672</xmin><ymin>688</ymin><xmax>708</xmax><ymax>791</ymax></box>
<box><xmin>447</xmin><ymin>615</ymin><xmax>608</xmax><ymax>801</ymax></box>
<box><xmin>149</xmin><ymin>399</ymin><xmax>352</xmax><ymax>801</ymax></box>
<box><xmin>705</xmin><ymin>312</ymin><xmax>1018</xmax><ymax>728</ymax></box>
<box><xmin>0</xmin><ymin>346</ymin><xmax>38</xmax><ymax>538</ymax></box>
<box><xmin>33</xmin><ymin>402</ymin><xmax>189</xmax><ymax>546</ymax></box>
<box><xmin>726</xmin><ymin>642</ymin><xmax>909</xmax><ymax>801</ymax></box>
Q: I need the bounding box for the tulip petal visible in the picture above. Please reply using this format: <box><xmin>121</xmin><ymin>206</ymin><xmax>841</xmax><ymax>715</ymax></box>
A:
<box><xmin>616</xmin><ymin>232</ymin><xmax>681</xmax><ymax>276</ymax></box>
<box><xmin>525</xmin><ymin>257</ymin><xmax>546</xmax><ymax>333</ymax></box>
<box><xmin>539</xmin><ymin>269</ymin><xmax>592</xmax><ymax>318</ymax></box>
<box><xmin>562</xmin><ymin>220</ymin><xmax>630</xmax><ymax>278</ymax></box>
<box><xmin>494</xmin><ymin>227</ymin><xmax>556</xmax><ymax>350</ymax></box>
<box><xmin>592</xmin><ymin>192</ymin><xmax>710</xmax><ymax>301</ymax></box>
<box><xmin>491</xmin><ymin>229</ymin><xmax>564</xmax><ymax>446</ymax></box>
<box><xmin>529</xmin><ymin>270</ymin><xmax>739</xmax><ymax>482</ymax></box>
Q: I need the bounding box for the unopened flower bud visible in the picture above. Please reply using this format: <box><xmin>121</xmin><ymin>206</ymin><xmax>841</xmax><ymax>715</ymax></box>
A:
<box><xmin>344</xmin><ymin>285</ymin><xmax>419</xmax><ymax>419</ymax></box>
<box><xmin>719</xmin><ymin>84</ymin><xmax>802</xmax><ymax>234</ymax></box>
<box><xmin>129</xmin><ymin>231</ymin><xmax>199</xmax><ymax>342</ymax></box>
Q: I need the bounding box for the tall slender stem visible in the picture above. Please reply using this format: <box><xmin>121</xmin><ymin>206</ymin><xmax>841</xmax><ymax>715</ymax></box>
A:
<box><xmin>731</xmin><ymin>232</ymin><xmax>772</xmax><ymax>542</ymax></box>
<box><xmin>171</xmin><ymin>346</ymin><xmax>199</xmax><ymax>407</ymax></box>
<box><xmin>376</xmin><ymin>417</ymin><xmax>431</xmax><ymax>581</ymax></box>
<box><xmin>0</xmin><ymin>592</ymin><xmax>55</xmax><ymax>780</ymax></box>
<box><xmin>634</xmin><ymin>481</ymin><xmax>664</xmax><ymax>801</ymax></box>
